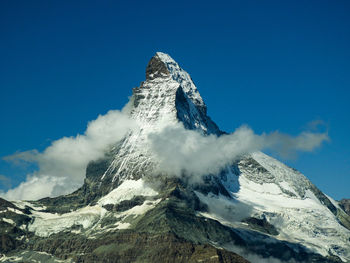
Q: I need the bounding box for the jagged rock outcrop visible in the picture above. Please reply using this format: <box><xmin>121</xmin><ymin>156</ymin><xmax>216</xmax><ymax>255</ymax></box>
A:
<box><xmin>0</xmin><ymin>198</ymin><xmax>31</xmax><ymax>254</ymax></box>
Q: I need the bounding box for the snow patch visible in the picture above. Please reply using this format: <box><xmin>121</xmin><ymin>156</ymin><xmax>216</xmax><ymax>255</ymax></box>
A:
<box><xmin>97</xmin><ymin>179</ymin><xmax>158</xmax><ymax>206</ymax></box>
<box><xmin>7</xmin><ymin>207</ymin><xmax>25</xmax><ymax>215</ymax></box>
<box><xmin>29</xmin><ymin>205</ymin><xmax>107</xmax><ymax>237</ymax></box>
<box><xmin>28</xmin><ymin>180</ymin><xmax>160</xmax><ymax>237</ymax></box>
<box><xmin>115</xmin><ymin>222</ymin><xmax>130</xmax><ymax>229</ymax></box>
<box><xmin>13</xmin><ymin>200</ymin><xmax>46</xmax><ymax>211</ymax></box>
<box><xmin>2</xmin><ymin>218</ymin><xmax>15</xmax><ymax>225</ymax></box>
<box><xmin>116</xmin><ymin>198</ymin><xmax>162</xmax><ymax>218</ymax></box>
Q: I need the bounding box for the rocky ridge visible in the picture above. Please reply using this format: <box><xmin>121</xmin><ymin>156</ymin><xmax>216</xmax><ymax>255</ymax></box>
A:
<box><xmin>340</xmin><ymin>199</ymin><xmax>350</xmax><ymax>216</ymax></box>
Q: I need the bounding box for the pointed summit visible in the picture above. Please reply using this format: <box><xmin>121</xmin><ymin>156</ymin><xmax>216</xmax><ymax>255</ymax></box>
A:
<box><xmin>90</xmin><ymin>52</ymin><xmax>222</xmax><ymax>192</ymax></box>
<box><xmin>132</xmin><ymin>52</ymin><xmax>220</xmax><ymax>134</ymax></box>
<box><xmin>150</xmin><ymin>52</ymin><xmax>206</xmax><ymax>115</ymax></box>
<box><xmin>145</xmin><ymin>53</ymin><xmax>170</xmax><ymax>80</ymax></box>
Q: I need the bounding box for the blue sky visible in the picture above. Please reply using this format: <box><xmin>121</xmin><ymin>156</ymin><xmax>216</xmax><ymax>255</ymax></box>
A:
<box><xmin>0</xmin><ymin>0</ymin><xmax>349</xmax><ymax>200</ymax></box>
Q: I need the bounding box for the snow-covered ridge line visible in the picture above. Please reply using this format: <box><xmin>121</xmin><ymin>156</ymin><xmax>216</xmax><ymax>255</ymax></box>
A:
<box><xmin>215</xmin><ymin>152</ymin><xmax>350</xmax><ymax>262</ymax></box>
<box><xmin>155</xmin><ymin>52</ymin><xmax>205</xmax><ymax>112</ymax></box>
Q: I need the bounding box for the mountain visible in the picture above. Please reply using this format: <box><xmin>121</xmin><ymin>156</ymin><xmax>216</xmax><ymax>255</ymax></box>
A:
<box><xmin>1</xmin><ymin>52</ymin><xmax>350</xmax><ymax>263</ymax></box>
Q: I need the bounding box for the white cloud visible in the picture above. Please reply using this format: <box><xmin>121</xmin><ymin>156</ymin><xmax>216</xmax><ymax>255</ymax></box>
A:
<box><xmin>2</xmin><ymin>175</ymin><xmax>65</xmax><ymax>201</ymax></box>
<box><xmin>2</xmin><ymin>107</ymin><xmax>137</xmax><ymax>201</ymax></box>
<box><xmin>147</xmin><ymin>123</ymin><xmax>329</xmax><ymax>181</ymax></box>
<box><xmin>264</xmin><ymin>130</ymin><xmax>329</xmax><ymax>158</ymax></box>
<box><xmin>1</xmin><ymin>100</ymin><xmax>329</xmax><ymax>202</ymax></box>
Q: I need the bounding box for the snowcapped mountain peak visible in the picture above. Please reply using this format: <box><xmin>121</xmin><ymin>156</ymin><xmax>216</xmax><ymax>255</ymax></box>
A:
<box><xmin>98</xmin><ymin>53</ymin><xmax>221</xmax><ymax>188</ymax></box>
<box><xmin>155</xmin><ymin>51</ymin><xmax>175</xmax><ymax>63</ymax></box>
<box><xmin>3</xmin><ymin>53</ymin><xmax>350</xmax><ymax>263</ymax></box>
<box><xmin>131</xmin><ymin>52</ymin><xmax>220</xmax><ymax>134</ymax></box>
<box><xmin>146</xmin><ymin>52</ymin><xmax>206</xmax><ymax>114</ymax></box>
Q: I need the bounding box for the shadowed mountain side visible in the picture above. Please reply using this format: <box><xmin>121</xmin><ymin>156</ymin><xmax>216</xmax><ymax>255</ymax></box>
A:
<box><xmin>340</xmin><ymin>199</ymin><xmax>350</xmax><ymax>216</ymax></box>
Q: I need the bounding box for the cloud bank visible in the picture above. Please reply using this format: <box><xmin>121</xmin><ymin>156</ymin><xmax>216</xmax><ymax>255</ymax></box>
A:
<box><xmin>148</xmin><ymin>123</ymin><xmax>329</xmax><ymax>181</ymax></box>
<box><xmin>1</xmin><ymin>105</ymin><xmax>328</xmax><ymax>201</ymax></box>
<box><xmin>1</xmin><ymin>109</ymin><xmax>137</xmax><ymax>200</ymax></box>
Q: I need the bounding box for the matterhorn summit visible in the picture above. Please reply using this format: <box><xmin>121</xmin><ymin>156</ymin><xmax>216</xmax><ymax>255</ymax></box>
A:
<box><xmin>99</xmin><ymin>52</ymin><xmax>222</xmax><ymax>191</ymax></box>
<box><xmin>0</xmin><ymin>53</ymin><xmax>349</xmax><ymax>263</ymax></box>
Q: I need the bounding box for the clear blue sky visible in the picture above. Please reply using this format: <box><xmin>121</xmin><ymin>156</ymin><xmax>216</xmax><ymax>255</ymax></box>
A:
<box><xmin>0</xmin><ymin>0</ymin><xmax>349</xmax><ymax>199</ymax></box>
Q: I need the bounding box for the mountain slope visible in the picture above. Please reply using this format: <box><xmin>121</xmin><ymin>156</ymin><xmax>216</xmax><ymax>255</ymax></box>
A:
<box><xmin>202</xmin><ymin>151</ymin><xmax>350</xmax><ymax>261</ymax></box>
<box><xmin>1</xmin><ymin>52</ymin><xmax>350</xmax><ymax>263</ymax></box>
<box><xmin>340</xmin><ymin>199</ymin><xmax>350</xmax><ymax>216</ymax></box>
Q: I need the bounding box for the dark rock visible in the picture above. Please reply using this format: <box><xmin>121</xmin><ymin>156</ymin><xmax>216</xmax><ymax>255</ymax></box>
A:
<box><xmin>103</xmin><ymin>196</ymin><xmax>147</xmax><ymax>212</ymax></box>
<box><xmin>114</xmin><ymin>196</ymin><xmax>146</xmax><ymax>212</ymax></box>
<box><xmin>309</xmin><ymin>184</ymin><xmax>337</xmax><ymax>215</ymax></box>
<box><xmin>241</xmin><ymin>217</ymin><xmax>279</xmax><ymax>236</ymax></box>
<box><xmin>146</xmin><ymin>55</ymin><xmax>170</xmax><ymax>80</ymax></box>
<box><xmin>175</xmin><ymin>86</ymin><xmax>221</xmax><ymax>135</ymax></box>
<box><xmin>0</xmin><ymin>234</ymin><xmax>16</xmax><ymax>253</ymax></box>
<box><xmin>0</xmin><ymin>198</ymin><xmax>32</xmax><ymax>253</ymax></box>
<box><xmin>340</xmin><ymin>199</ymin><xmax>350</xmax><ymax>216</ymax></box>
<box><xmin>27</xmin><ymin>232</ymin><xmax>250</xmax><ymax>263</ymax></box>
<box><xmin>0</xmin><ymin>198</ymin><xmax>17</xmax><ymax>211</ymax></box>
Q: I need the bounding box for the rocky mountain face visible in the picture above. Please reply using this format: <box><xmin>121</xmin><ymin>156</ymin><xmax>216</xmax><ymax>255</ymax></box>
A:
<box><xmin>1</xmin><ymin>53</ymin><xmax>350</xmax><ymax>263</ymax></box>
<box><xmin>340</xmin><ymin>199</ymin><xmax>350</xmax><ymax>216</ymax></box>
